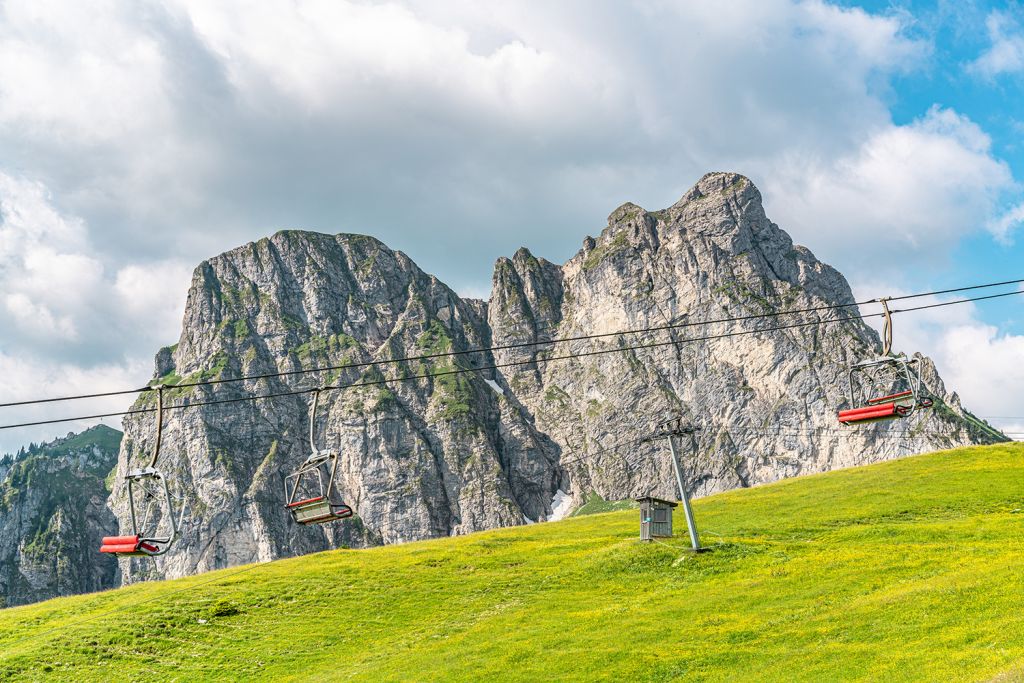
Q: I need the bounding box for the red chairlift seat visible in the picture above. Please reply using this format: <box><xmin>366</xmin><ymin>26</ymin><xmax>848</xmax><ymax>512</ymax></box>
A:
<box><xmin>100</xmin><ymin>535</ymin><xmax>161</xmax><ymax>556</ymax></box>
<box><xmin>97</xmin><ymin>466</ymin><xmax>177</xmax><ymax>556</ymax></box>
<box><xmin>838</xmin><ymin>402</ymin><xmax>910</xmax><ymax>425</ymax></box>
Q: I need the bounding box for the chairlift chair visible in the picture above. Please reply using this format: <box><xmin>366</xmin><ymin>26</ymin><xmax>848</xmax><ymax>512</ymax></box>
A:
<box><xmin>284</xmin><ymin>389</ymin><xmax>354</xmax><ymax>525</ymax></box>
<box><xmin>838</xmin><ymin>298</ymin><xmax>933</xmax><ymax>426</ymax></box>
<box><xmin>100</xmin><ymin>385</ymin><xmax>178</xmax><ymax>556</ymax></box>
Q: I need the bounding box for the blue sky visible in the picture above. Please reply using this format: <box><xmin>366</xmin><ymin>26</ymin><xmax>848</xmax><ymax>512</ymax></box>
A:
<box><xmin>0</xmin><ymin>0</ymin><xmax>1023</xmax><ymax>450</ymax></box>
<box><xmin>841</xmin><ymin>0</ymin><xmax>1024</xmax><ymax>328</ymax></box>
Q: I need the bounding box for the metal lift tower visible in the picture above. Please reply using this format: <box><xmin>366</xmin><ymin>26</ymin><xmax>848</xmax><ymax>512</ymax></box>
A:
<box><xmin>649</xmin><ymin>417</ymin><xmax>705</xmax><ymax>552</ymax></box>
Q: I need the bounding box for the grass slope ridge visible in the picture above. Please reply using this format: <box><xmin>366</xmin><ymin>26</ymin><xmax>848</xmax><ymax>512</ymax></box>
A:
<box><xmin>2</xmin><ymin>444</ymin><xmax>1023</xmax><ymax>681</ymax></box>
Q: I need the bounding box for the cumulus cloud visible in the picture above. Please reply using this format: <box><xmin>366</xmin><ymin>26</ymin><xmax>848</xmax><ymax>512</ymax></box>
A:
<box><xmin>114</xmin><ymin>261</ymin><xmax>195</xmax><ymax>342</ymax></box>
<box><xmin>3</xmin><ymin>293</ymin><xmax>77</xmax><ymax>339</ymax></box>
<box><xmin>0</xmin><ymin>173</ymin><xmax>100</xmax><ymax>350</ymax></box>
<box><xmin>0</xmin><ymin>172</ymin><xmax>192</xmax><ymax>355</ymax></box>
<box><xmin>0</xmin><ymin>172</ymin><xmax>190</xmax><ymax>452</ymax></box>
<box><xmin>762</xmin><ymin>106</ymin><xmax>1015</xmax><ymax>272</ymax></box>
<box><xmin>0</xmin><ymin>0</ymin><xmax>944</xmax><ymax>273</ymax></box>
<box><xmin>935</xmin><ymin>322</ymin><xmax>1024</xmax><ymax>416</ymax></box>
<box><xmin>989</xmin><ymin>201</ymin><xmax>1024</xmax><ymax>243</ymax></box>
<box><xmin>969</xmin><ymin>11</ymin><xmax>1024</xmax><ymax>78</ymax></box>
<box><xmin>0</xmin><ymin>0</ymin><xmax>1004</xmax><ymax>284</ymax></box>
<box><xmin>0</xmin><ymin>1</ymin><xmax>170</xmax><ymax>142</ymax></box>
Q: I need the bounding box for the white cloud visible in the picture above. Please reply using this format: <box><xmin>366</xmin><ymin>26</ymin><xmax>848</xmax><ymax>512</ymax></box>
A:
<box><xmin>3</xmin><ymin>292</ymin><xmax>77</xmax><ymax>339</ymax></box>
<box><xmin>114</xmin><ymin>261</ymin><xmax>194</xmax><ymax>342</ymax></box>
<box><xmin>0</xmin><ymin>172</ymin><xmax>191</xmax><ymax>349</ymax></box>
<box><xmin>0</xmin><ymin>171</ymin><xmax>190</xmax><ymax>452</ymax></box>
<box><xmin>989</xmin><ymin>202</ymin><xmax>1024</xmax><ymax>243</ymax></box>
<box><xmin>935</xmin><ymin>323</ymin><xmax>1024</xmax><ymax>425</ymax></box>
<box><xmin>176</xmin><ymin>1</ymin><xmax>583</xmax><ymax>123</ymax></box>
<box><xmin>0</xmin><ymin>173</ymin><xmax>101</xmax><ymax>346</ymax></box>
<box><xmin>0</xmin><ymin>173</ymin><xmax>86</xmax><ymax>247</ymax></box>
<box><xmin>969</xmin><ymin>11</ymin><xmax>1024</xmax><ymax>78</ymax></box>
<box><xmin>0</xmin><ymin>0</ymin><xmax>170</xmax><ymax>143</ymax></box>
<box><xmin>0</xmin><ymin>0</ymin><xmax>940</xmax><ymax>269</ymax></box>
<box><xmin>762</xmin><ymin>106</ymin><xmax>1014</xmax><ymax>273</ymax></box>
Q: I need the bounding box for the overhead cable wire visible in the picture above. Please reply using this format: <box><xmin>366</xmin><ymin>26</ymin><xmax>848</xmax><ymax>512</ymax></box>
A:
<box><xmin>557</xmin><ymin>435</ymin><xmax>653</xmax><ymax>469</ymax></box>
<box><xmin>0</xmin><ymin>312</ymin><xmax>879</xmax><ymax>430</ymax></box>
<box><xmin>886</xmin><ymin>277</ymin><xmax>1024</xmax><ymax>302</ymax></box>
<box><xmin>3</xmin><ymin>276</ymin><xmax>1022</xmax><ymax>410</ymax></box>
<box><xmin>0</xmin><ymin>299</ymin><xmax>879</xmax><ymax>408</ymax></box>
<box><xmin>888</xmin><ymin>288</ymin><xmax>1024</xmax><ymax>313</ymax></box>
<box><xmin>2</xmin><ymin>287</ymin><xmax>1022</xmax><ymax>431</ymax></box>
<box><xmin>0</xmin><ymin>387</ymin><xmax>315</xmax><ymax>431</ymax></box>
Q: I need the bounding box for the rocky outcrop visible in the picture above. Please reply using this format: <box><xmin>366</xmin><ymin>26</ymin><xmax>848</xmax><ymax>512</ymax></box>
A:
<box><xmin>110</xmin><ymin>172</ymin><xmax>1004</xmax><ymax>582</ymax></box>
<box><xmin>488</xmin><ymin>173</ymin><xmax>1004</xmax><ymax>500</ymax></box>
<box><xmin>112</xmin><ymin>231</ymin><xmax>566</xmax><ymax>582</ymax></box>
<box><xmin>0</xmin><ymin>426</ymin><xmax>121</xmax><ymax>607</ymax></box>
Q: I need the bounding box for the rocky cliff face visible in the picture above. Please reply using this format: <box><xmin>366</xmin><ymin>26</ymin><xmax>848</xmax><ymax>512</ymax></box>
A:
<box><xmin>111</xmin><ymin>172</ymin><xmax>1003</xmax><ymax>582</ymax></box>
<box><xmin>488</xmin><ymin>173</ymin><xmax>1003</xmax><ymax>498</ymax></box>
<box><xmin>113</xmin><ymin>231</ymin><xmax>566</xmax><ymax>582</ymax></box>
<box><xmin>0</xmin><ymin>426</ymin><xmax>121</xmax><ymax>607</ymax></box>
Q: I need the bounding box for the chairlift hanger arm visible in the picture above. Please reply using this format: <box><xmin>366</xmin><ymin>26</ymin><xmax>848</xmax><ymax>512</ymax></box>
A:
<box><xmin>148</xmin><ymin>384</ymin><xmax>165</xmax><ymax>470</ymax></box>
<box><xmin>880</xmin><ymin>297</ymin><xmax>893</xmax><ymax>356</ymax></box>
<box><xmin>309</xmin><ymin>388</ymin><xmax>321</xmax><ymax>454</ymax></box>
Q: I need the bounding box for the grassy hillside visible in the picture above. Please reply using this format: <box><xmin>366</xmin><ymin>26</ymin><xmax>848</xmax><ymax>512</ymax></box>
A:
<box><xmin>2</xmin><ymin>443</ymin><xmax>1023</xmax><ymax>682</ymax></box>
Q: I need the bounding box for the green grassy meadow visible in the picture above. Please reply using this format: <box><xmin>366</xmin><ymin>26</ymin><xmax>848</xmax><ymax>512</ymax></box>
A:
<box><xmin>2</xmin><ymin>443</ymin><xmax>1023</xmax><ymax>681</ymax></box>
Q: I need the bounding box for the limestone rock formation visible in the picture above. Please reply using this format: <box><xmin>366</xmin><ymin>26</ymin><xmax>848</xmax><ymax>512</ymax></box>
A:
<box><xmin>109</xmin><ymin>172</ymin><xmax>1004</xmax><ymax>582</ymax></box>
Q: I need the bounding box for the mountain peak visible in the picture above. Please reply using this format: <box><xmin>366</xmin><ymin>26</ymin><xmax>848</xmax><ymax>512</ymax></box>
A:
<box><xmin>672</xmin><ymin>171</ymin><xmax>759</xmax><ymax>209</ymax></box>
<box><xmin>106</xmin><ymin>171</ymin><xmax>989</xmax><ymax>587</ymax></box>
